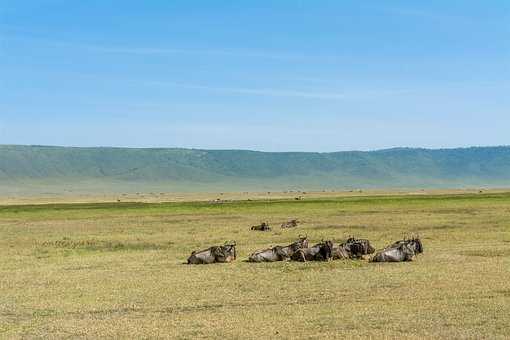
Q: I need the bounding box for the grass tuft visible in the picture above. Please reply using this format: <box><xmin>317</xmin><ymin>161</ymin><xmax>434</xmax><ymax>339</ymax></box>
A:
<box><xmin>460</xmin><ymin>249</ymin><xmax>510</xmax><ymax>257</ymax></box>
<box><xmin>39</xmin><ymin>237</ymin><xmax>169</xmax><ymax>252</ymax></box>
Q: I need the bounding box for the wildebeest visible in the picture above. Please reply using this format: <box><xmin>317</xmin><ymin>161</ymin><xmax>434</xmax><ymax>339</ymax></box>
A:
<box><xmin>332</xmin><ymin>244</ymin><xmax>351</xmax><ymax>260</ymax></box>
<box><xmin>251</xmin><ymin>222</ymin><xmax>271</xmax><ymax>231</ymax></box>
<box><xmin>247</xmin><ymin>245</ymin><xmax>289</xmax><ymax>262</ymax></box>
<box><xmin>248</xmin><ymin>236</ymin><xmax>309</xmax><ymax>262</ymax></box>
<box><xmin>281</xmin><ymin>219</ymin><xmax>299</xmax><ymax>228</ymax></box>
<box><xmin>280</xmin><ymin>235</ymin><xmax>309</xmax><ymax>257</ymax></box>
<box><xmin>371</xmin><ymin>237</ymin><xmax>423</xmax><ymax>262</ymax></box>
<box><xmin>291</xmin><ymin>240</ymin><xmax>333</xmax><ymax>262</ymax></box>
<box><xmin>187</xmin><ymin>242</ymin><xmax>237</xmax><ymax>264</ymax></box>
<box><xmin>340</xmin><ymin>237</ymin><xmax>376</xmax><ymax>259</ymax></box>
<box><xmin>389</xmin><ymin>237</ymin><xmax>423</xmax><ymax>254</ymax></box>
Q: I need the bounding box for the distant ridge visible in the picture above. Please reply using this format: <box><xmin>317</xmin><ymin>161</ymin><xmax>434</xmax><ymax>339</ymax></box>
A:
<box><xmin>1</xmin><ymin>145</ymin><xmax>510</xmax><ymax>194</ymax></box>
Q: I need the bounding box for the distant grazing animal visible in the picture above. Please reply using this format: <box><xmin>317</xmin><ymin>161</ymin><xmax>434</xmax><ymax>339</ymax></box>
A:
<box><xmin>371</xmin><ymin>237</ymin><xmax>423</xmax><ymax>262</ymax></box>
<box><xmin>341</xmin><ymin>237</ymin><xmax>376</xmax><ymax>259</ymax></box>
<box><xmin>248</xmin><ymin>236</ymin><xmax>309</xmax><ymax>262</ymax></box>
<box><xmin>281</xmin><ymin>219</ymin><xmax>299</xmax><ymax>228</ymax></box>
<box><xmin>187</xmin><ymin>243</ymin><xmax>237</xmax><ymax>264</ymax></box>
<box><xmin>291</xmin><ymin>240</ymin><xmax>333</xmax><ymax>262</ymax></box>
<box><xmin>251</xmin><ymin>222</ymin><xmax>272</xmax><ymax>231</ymax></box>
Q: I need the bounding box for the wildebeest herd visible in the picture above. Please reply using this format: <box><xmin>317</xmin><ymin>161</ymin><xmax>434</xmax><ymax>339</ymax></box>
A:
<box><xmin>187</xmin><ymin>220</ymin><xmax>424</xmax><ymax>264</ymax></box>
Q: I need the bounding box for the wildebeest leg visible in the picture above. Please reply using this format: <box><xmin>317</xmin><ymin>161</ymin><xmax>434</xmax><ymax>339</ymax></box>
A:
<box><xmin>274</xmin><ymin>247</ymin><xmax>288</xmax><ymax>261</ymax></box>
<box><xmin>298</xmin><ymin>250</ymin><xmax>307</xmax><ymax>262</ymax></box>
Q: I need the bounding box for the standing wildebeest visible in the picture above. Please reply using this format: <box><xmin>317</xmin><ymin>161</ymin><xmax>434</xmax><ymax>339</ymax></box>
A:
<box><xmin>291</xmin><ymin>240</ymin><xmax>333</xmax><ymax>262</ymax></box>
<box><xmin>371</xmin><ymin>237</ymin><xmax>423</xmax><ymax>262</ymax></box>
<box><xmin>281</xmin><ymin>219</ymin><xmax>299</xmax><ymax>228</ymax></box>
<box><xmin>187</xmin><ymin>243</ymin><xmax>237</xmax><ymax>264</ymax></box>
<box><xmin>340</xmin><ymin>237</ymin><xmax>376</xmax><ymax>259</ymax></box>
<box><xmin>251</xmin><ymin>222</ymin><xmax>271</xmax><ymax>231</ymax></box>
<box><xmin>248</xmin><ymin>236</ymin><xmax>308</xmax><ymax>262</ymax></box>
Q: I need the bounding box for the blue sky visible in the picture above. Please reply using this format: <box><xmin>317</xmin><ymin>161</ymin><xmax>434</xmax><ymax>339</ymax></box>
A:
<box><xmin>1</xmin><ymin>1</ymin><xmax>509</xmax><ymax>151</ymax></box>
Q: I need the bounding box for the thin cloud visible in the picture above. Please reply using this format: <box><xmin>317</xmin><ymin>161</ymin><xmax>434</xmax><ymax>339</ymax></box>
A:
<box><xmin>64</xmin><ymin>72</ymin><xmax>412</xmax><ymax>101</ymax></box>
<box><xmin>2</xmin><ymin>34</ymin><xmax>307</xmax><ymax>61</ymax></box>
<box><xmin>76</xmin><ymin>44</ymin><xmax>304</xmax><ymax>61</ymax></box>
<box><xmin>54</xmin><ymin>72</ymin><xmax>349</xmax><ymax>100</ymax></box>
<box><xmin>143</xmin><ymin>80</ymin><xmax>412</xmax><ymax>100</ymax></box>
<box><xmin>144</xmin><ymin>80</ymin><xmax>347</xmax><ymax>100</ymax></box>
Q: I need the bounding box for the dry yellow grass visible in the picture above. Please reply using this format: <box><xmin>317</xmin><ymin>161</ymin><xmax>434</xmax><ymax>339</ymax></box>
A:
<box><xmin>1</xmin><ymin>192</ymin><xmax>509</xmax><ymax>338</ymax></box>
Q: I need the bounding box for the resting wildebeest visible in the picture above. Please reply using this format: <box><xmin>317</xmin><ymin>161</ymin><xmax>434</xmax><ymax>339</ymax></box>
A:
<box><xmin>247</xmin><ymin>245</ymin><xmax>288</xmax><ymax>262</ymax></box>
<box><xmin>389</xmin><ymin>237</ymin><xmax>423</xmax><ymax>254</ymax></box>
<box><xmin>340</xmin><ymin>237</ymin><xmax>376</xmax><ymax>259</ymax></box>
<box><xmin>371</xmin><ymin>237</ymin><xmax>423</xmax><ymax>262</ymax></box>
<box><xmin>248</xmin><ymin>236</ymin><xmax>309</xmax><ymax>262</ymax></box>
<box><xmin>251</xmin><ymin>222</ymin><xmax>271</xmax><ymax>231</ymax></box>
<box><xmin>281</xmin><ymin>219</ymin><xmax>299</xmax><ymax>228</ymax></box>
<box><xmin>291</xmin><ymin>240</ymin><xmax>333</xmax><ymax>262</ymax></box>
<box><xmin>187</xmin><ymin>242</ymin><xmax>237</xmax><ymax>264</ymax></box>
<box><xmin>332</xmin><ymin>244</ymin><xmax>351</xmax><ymax>260</ymax></box>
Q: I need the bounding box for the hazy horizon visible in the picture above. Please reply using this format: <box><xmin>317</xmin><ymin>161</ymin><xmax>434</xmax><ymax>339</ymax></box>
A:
<box><xmin>2</xmin><ymin>143</ymin><xmax>510</xmax><ymax>154</ymax></box>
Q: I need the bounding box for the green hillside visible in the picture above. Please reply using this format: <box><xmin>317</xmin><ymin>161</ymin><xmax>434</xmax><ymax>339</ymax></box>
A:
<box><xmin>1</xmin><ymin>145</ymin><xmax>510</xmax><ymax>194</ymax></box>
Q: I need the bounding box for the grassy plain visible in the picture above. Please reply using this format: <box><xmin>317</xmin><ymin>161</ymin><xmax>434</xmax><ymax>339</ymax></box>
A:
<box><xmin>1</xmin><ymin>191</ymin><xmax>509</xmax><ymax>338</ymax></box>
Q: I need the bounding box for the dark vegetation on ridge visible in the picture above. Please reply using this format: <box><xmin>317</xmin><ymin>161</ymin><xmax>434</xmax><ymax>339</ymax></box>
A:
<box><xmin>1</xmin><ymin>145</ymin><xmax>509</xmax><ymax>193</ymax></box>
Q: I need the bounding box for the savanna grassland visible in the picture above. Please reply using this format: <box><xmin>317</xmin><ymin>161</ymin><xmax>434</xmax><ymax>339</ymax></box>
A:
<box><xmin>1</xmin><ymin>192</ymin><xmax>510</xmax><ymax>339</ymax></box>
